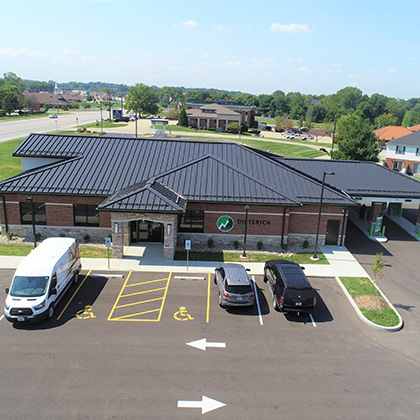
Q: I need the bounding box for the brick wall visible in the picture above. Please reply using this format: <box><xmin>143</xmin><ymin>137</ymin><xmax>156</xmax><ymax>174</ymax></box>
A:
<box><xmin>385</xmin><ymin>157</ymin><xmax>420</xmax><ymax>172</ymax></box>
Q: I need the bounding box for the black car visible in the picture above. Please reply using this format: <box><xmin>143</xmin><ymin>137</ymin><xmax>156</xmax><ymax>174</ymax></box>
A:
<box><xmin>114</xmin><ymin>116</ymin><xmax>130</xmax><ymax>122</ymax></box>
<box><xmin>264</xmin><ymin>259</ymin><xmax>316</xmax><ymax>313</ymax></box>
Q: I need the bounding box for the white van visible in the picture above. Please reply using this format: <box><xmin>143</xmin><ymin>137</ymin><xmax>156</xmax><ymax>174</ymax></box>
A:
<box><xmin>4</xmin><ymin>237</ymin><xmax>82</xmax><ymax>323</ymax></box>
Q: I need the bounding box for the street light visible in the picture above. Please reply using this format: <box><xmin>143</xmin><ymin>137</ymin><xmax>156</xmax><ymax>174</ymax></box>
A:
<box><xmin>241</xmin><ymin>204</ymin><xmax>250</xmax><ymax>258</ymax></box>
<box><xmin>331</xmin><ymin>121</ymin><xmax>336</xmax><ymax>158</ymax></box>
<box><xmin>26</xmin><ymin>196</ymin><xmax>37</xmax><ymax>248</ymax></box>
<box><xmin>25</xmin><ymin>89</ymin><xmax>30</xmax><ymax>116</ymax></box>
<box><xmin>311</xmin><ymin>172</ymin><xmax>335</xmax><ymax>260</ymax></box>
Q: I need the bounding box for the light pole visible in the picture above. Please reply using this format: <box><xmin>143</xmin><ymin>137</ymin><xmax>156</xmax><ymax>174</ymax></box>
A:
<box><xmin>331</xmin><ymin>121</ymin><xmax>336</xmax><ymax>158</ymax></box>
<box><xmin>311</xmin><ymin>172</ymin><xmax>335</xmax><ymax>260</ymax></box>
<box><xmin>241</xmin><ymin>204</ymin><xmax>250</xmax><ymax>258</ymax></box>
<box><xmin>26</xmin><ymin>196</ymin><xmax>37</xmax><ymax>248</ymax></box>
<box><xmin>100</xmin><ymin>99</ymin><xmax>103</xmax><ymax>132</ymax></box>
<box><xmin>25</xmin><ymin>89</ymin><xmax>30</xmax><ymax>116</ymax></box>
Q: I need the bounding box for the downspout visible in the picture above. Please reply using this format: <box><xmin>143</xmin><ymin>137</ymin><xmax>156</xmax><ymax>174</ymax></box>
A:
<box><xmin>281</xmin><ymin>207</ymin><xmax>287</xmax><ymax>246</ymax></box>
<box><xmin>0</xmin><ymin>195</ymin><xmax>8</xmax><ymax>234</ymax></box>
<box><xmin>340</xmin><ymin>208</ymin><xmax>347</xmax><ymax>246</ymax></box>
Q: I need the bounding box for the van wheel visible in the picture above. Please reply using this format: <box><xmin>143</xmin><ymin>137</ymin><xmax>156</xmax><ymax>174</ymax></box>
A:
<box><xmin>273</xmin><ymin>296</ymin><xmax>279</xmax><ymax>312</ymax></box>
<box><xmin>74</xmin><ymin>273</ymin><xmax>79</xmax><ymax>283</ymax></box>
<box><xmin>214</xmin><ymin>276</ymin><xmax>217</xmax><ymax>285</ymax></box>
<box><xmin>47</xmin><ymin>303</ymin><xmax>55</xmax><ymax>320</ymax></box>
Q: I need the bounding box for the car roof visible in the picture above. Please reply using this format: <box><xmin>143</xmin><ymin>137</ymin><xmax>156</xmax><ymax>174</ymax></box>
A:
<box><xmin>265</xmin><ymin>259</ymin><xmax>312</xmax><ymax>288</ymax></box>
<box><xmin>217</xmin><ymin>263</ymin><xmax>250</xmax><ymax>286</ymax></box>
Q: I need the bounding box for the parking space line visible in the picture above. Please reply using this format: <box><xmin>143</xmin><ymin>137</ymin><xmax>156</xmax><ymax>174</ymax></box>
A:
<box><xmin>108</xmin><ymin>272</ymin><xmax>172</xmax><ymax>322</ymax></box>
<box><xmin>121</xmin><ymin>287</ymin><xmax>166</xmax><ymax>298</ymax></box>
<box><xmin>125</xmin><ymin>278</ymin><xmax>167</xmax><ymax>288</ymax></box>
<box><xmin>309</xmin><ymin>313</ymin><xmax>317</xmax><ymax>327</ymax></box>
<box><xmin>112</xmin><ymin>308</ymin><xmax>161</xmax><ymax>321</ymax></box>
<box><xmin>157</xmin><ymin>272</ymin><xmax>171</xmax><ymax>322</ymax></box>
<box><xmin>115</xmin><ymin>297</ymin><xmax>164</xmax><ymax>309</ymax></box>
<box><xmin>107</xmin><ymin>271</ymin><xmax>132</xmax><ymax>321</ymax></box>
<box><xmin>252</xmin><ymin>275</ymin><xmax>263</xmax><ymax>326</ymax></box>
<box><xmin>206</xmin><ymin>273</ymin><xmax>211</xmax><ymax>323</ymax></box>
<box><xmin>57</xmin><ymin>270</ymin><xmax>92</xmax><ymax>321</ymax></box>
<box><xmin>0</xmin><ymin>314</ymin><xmax>4</xmax><ymax>321</ymax></box>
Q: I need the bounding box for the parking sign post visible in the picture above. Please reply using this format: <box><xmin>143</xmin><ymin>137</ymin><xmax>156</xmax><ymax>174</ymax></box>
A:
<box><xmin>185</xmin><ymin>240</ymin><xmax>191</xmax><ymax>271</ymax></box>
<box><xmin>106</xmin><ymin>236</ymin><xmax>112</xmax><ymax>269</ymax></box>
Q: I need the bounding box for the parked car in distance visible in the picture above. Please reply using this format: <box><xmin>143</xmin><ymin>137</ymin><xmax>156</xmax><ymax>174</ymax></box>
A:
<box><xmin>114</xmin><ymin>116</ymin><xmax>130</xmax><ymax>122</ymax></box>
<box><xmin>129</xmin><ymin>115</ymin><xmax>137</xmax><ymax>121</ymax></box>
<box><xmin>164</xmin><ymin>116</ymin><xmax>177</xmax><ymax>120</ymax></box>
<box><xmin>214</xmin><ymin>263</ymin><xmax>255</xmax><ymax>308</ymax></box>
<box><xmin>49</xmin><ymin>114</ymin><xmax>58</xmax><ymax>118</ymax></box>
<box><xmin>264</xmin><ymin>259</ymin><xmax>316</xmax><ymax>313</ymax></box>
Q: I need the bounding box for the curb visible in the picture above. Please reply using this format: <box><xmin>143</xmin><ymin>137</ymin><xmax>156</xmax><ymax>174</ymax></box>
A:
<box><xmin>335</xmin><ymin>276</ymin><xmax>403</xmax><ymax>332</ymax></box>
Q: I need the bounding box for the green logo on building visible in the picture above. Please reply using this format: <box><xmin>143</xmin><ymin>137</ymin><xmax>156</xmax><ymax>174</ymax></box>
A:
<box><xmin>217</xmin><ymin>215</ymin><xmax>234</xmax><ymax>232</ymax></box>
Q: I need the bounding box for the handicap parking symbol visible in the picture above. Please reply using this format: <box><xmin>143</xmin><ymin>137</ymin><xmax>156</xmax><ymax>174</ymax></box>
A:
<box><xmin>173</xmin><ymin>306</ymin><xmax>194</xmax><ymax>321</ymax></box>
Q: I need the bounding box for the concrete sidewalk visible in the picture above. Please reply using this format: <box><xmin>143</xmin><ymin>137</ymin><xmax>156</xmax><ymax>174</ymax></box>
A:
<box><xmin>0</xmin><ymin>245</ymin><xmax>371</xmax><ymax>279</ymax></box>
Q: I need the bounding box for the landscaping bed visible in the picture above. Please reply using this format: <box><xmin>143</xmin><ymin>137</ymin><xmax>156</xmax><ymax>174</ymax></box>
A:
<box><xmin>339</xmin><ymin>276</ymin><xmax>400</xmax><ymax>328</ymax></box>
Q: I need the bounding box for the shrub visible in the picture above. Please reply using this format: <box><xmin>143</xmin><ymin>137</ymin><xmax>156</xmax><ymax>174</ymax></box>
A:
<box><xmin>207</xmin><ymin>238</ymin><xmax>214</xmax><ymax>248</ymax></box>
<box><xmin>227</xmin><ymin>122</ymin><xmax>241</xmax><ymax>134</ymax></box>
<box><xmin>83</xmin><ymin>233</ymin><xmax>91</xmax><ymax>243</ymax></box>
<box><xmin>59</xmin><ymin>233</ymin><xmax>66</xmax><ymax>237</ymax></box>
<box><xmin>302</xmin><ymin>240</ymin><xmax>309</xmax><ymax>249</ymax></box>
<box><xmin>257</xmin><ymin>241</ymin><xmax>264</xmax><ymax>250</ymax></box>
<box><xmin>233</xmin><ymin>240</ymin><xmax>239</xmax><ymax>249</ymax></box>
<box><xmin>281</xmin><ymin>242</ymin><xmax>288</xmax><ymax>252</ymax></box>
<box><xmin>35</xmin><ymin>232</ymin><xmax>41</xmax><ymax>241</ymax></box>
<box><xmin>6</xmin><ymin>231</ymin><xmax>13</xmax><ymax>241</ymax></box>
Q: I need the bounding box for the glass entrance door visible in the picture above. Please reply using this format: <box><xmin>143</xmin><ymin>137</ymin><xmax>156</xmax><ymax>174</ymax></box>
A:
<box><xmin>130</xmin><ymin>221</ymin><xmax>163</xmax><ymax>243</ymax></box>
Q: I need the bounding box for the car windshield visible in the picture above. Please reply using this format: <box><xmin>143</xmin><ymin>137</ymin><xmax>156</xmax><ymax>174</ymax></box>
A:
<box><xmin>10</xmin><ymin>276</ymin><xmax>50</xmax><ymax>297</ymax></box>
<box><xmin>225</xmin><ymin>284</ymin><xmax>252</xmax><ymax>294</ymax></box>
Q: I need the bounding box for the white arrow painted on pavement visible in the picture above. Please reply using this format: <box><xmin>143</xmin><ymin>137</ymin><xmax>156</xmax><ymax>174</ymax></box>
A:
<box><xmin>178</xmin><ymin>395</ymin><xmax>226</xmax><ymax>414</ymax></box>
<box><xmin>186</xmin><ymin>338</ymin><xmax>226</xmax><ymax>351</ymax></box>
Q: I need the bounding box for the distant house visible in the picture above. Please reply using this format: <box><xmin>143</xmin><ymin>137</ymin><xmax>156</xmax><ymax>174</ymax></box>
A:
<box><xmin>26</xmin><ymin>91</ymin><xmax>82</xmax><ymax>110</ymax></box>
<box><xmin>186</xmin><ymin>103</ymin><xmax>242</xmax><ymax>130</ymax></box>
<box><xmin>186</xmin><ymin>100</ymin><xmax>255</xmax><ymax>128</ymax></box>
<box><xmin>409</xmin><ymin>124</ymin><xmax>420</xmax><ymax>132</ymax></box>
<box><xmin>385</xmin><ymin>130</ymin><xmax>420</xmax><ymax>174</ymax></box>
<box><xmin>373</xmin><ymin>126</ymin><xmax>413</xmax><ymax>142</ymax></box>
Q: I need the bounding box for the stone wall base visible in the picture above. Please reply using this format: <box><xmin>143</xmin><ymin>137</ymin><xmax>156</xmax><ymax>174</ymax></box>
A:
<box><xmin>2</xmin><ymin>224</ymin><xmax>111</xmax><ymax>244</ymax></box>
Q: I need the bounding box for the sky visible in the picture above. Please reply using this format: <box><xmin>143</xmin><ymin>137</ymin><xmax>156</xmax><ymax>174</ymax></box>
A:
<box><xmin>1</xmin><ymin>0</ymin><xmax>419</xmax><ymax>99</ymax></box>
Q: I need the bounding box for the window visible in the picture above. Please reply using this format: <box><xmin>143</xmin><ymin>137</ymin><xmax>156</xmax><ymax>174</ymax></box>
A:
<box><xmin>178</xmin><ymin>210</ymin><xmax>204</xmax><ymax>233</ymax></box>
<box><xmin>74</xmin><ymin>204</ymin><xmax>99</xmax><ymax>226</ymax></box>
<box><xmin>416</xmin><ymin>148</ymin><xmax>420</xmax><ymax>157</ymax></box>
<box><xmin>20</xmin><ymin>202</ymin><xmax>46</xmax><ymax>225</ymax></box>
<box><xmin>396</xmin><ymin>146</ymin><xmax>406</xmax><ymax>155</ymax></box>
<box><xmin>413</xmin><ymin>163</ymin><xmax>420</xmax><ymax>174</ymax></box>
<box><xmin>393</xmin><ymin>161</ymin><xmax>403</xmax><ymax>171</ymax></box>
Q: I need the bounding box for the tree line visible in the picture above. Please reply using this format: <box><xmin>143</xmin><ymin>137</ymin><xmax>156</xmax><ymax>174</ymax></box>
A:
<box><xmin>2</xmin><ymin>72</ymin><xmax>420</xmax><ymax>128</ymax></box>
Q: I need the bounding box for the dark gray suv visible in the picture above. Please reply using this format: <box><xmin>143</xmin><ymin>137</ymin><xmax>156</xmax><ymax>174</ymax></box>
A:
<box><xmin>214</xmin><ymin>263</ymin><xmax>255</xmax><ymax>308</ymax></box>
<box><xmin>264</xmin><ymin>260</ymin><xmax>316</xmax><ymax>313</ymax></box>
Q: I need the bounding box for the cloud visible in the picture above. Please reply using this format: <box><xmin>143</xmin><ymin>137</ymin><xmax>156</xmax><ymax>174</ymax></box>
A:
<box><xmin>389</xmin><ymin>69</ymin><xmax>397</xmax><ymax>73</ymax></box>
<box><xmin>325</xmin><ymin>69</ymin><xmax>343</xmax><ymax>74</ymax></box>
<box><xmin>271</xmin><ymin>23</ymin><xmax>310</xmax><ymax>34</ymax></box>
<box><xmin>214</xmin><ymin>24</ymin><xmax>232</xmax><ymax>34</ymax></box>
<box><xmin>0</xmin><ymin>47</ymin><xmax>49</xmax><ymax>59</ymax></box>
<box><xmin>287</xmin><ymin>57</ymin><xmax>306</xmax><ymax>63</ymax></box>
<box><xmin>175</xmin><ymin>20</ymin><xmax>198</xmax><ymax>30</ymax></box>
<box><xmin>298</xmin><ymin>67</ymin><xmax>313</xmax><ymax>74</ymax></box>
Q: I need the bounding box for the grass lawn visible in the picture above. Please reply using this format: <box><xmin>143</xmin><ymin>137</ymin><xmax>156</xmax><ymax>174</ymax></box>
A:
<box><xmin>339</xmin><ymin>276</ymin><xmax>400</xmax><ymax>327</ymax></box>
<box><xmin>0</xmin><ymin>137</ymin><xmax>25</xmax><ymax>180</ymax></box>
<box><xmin>174</xmin><ymin>251</ymin><xmax>328</xmax><ymax>264</ymax></box>
<box><xmin>239</xmin><ymin>138</ymin><xmax>325</xmax><ymax>159</ymax></box>
<box><xmin>81</xmin><ymin>121</ymin><xmax>128</xmax><ymax>129</ymax></box>
<box><xmin>0</xmin><ymin>244</ymin><xmax>111</xmax><ymax>258</ymax></box>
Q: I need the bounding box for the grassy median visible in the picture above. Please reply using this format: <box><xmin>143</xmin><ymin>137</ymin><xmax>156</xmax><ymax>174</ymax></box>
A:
<box><xmin>340</xmin><ymin>276</ymin><xmax>400</xmax><ymax>327</ymax></box>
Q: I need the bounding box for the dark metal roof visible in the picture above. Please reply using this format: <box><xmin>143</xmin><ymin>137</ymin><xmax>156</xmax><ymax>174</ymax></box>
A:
<box><xmin>275</xmin><ymin>157</ymin><xmax>420</xmax><ymax>199</ymax></box>
<box><xmin>0</xmin><ymin>133</ymin><xmax>357</xmax><ymax>210</ymax></box>
<box><xmin>388</xmin><ymin>130</ymin><xmax>420</xmax><ymax>147</ymax></box>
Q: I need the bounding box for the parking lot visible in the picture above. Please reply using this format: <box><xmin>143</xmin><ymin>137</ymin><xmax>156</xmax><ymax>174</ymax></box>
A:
<box><xmin>1</xmin><ymin>266</ymin><xmax>419</xmax><ymax>419</ymax></box>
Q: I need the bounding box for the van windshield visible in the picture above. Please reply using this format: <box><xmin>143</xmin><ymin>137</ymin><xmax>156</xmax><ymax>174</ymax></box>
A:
<box><xmin>10</xmin><ymin>276</ymin><xmax>50</xmax><ymax>297</ymax></box>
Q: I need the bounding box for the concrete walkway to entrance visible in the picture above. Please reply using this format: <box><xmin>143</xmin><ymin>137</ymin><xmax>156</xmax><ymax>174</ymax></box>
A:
<box><xmin>0</xmin><ymin>244</ymin><xmax>370</xmax><ymax>278</ymax></box>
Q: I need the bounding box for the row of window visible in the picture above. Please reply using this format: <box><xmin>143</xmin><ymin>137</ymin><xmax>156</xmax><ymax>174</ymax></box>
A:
<box><xmin>20</xmin><ymin>204</ymin><xmax>206</xmax><ymax>232</ymax></box>
<box><xmin>395</xmin><ymin>146</ymin><xmax>420</xmax><ymax>156</ymax></box>
<box><xmin>392</xmin><ymin>161</ymin><xmax>420</xmax><ymax>174</ymax></box>
<box><xmin>20</xmin><ymin>203</ymin><xmax>99</xmax><ymax>227</ymax></box>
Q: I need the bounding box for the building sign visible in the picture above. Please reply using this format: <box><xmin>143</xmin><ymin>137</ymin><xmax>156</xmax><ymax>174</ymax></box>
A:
<box><xmin>217</xmin><ymin>216</ymin><xmax>234</xmax><ymax>232</ymax></box>
<box><xmin>237</xmin><ymin>218</ymin><xmax>271</xmax><ymax>226</ymax></box>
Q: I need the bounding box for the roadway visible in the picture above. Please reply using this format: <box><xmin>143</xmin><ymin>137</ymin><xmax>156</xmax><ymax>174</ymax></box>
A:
<box><xmin>0</xmin><ymin>110</ymin><xmax>106</xmax><ymax>142</ymax></box>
